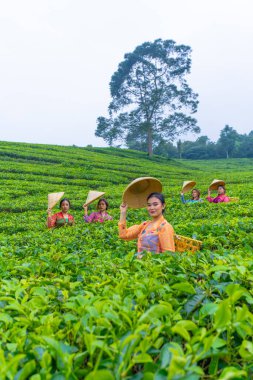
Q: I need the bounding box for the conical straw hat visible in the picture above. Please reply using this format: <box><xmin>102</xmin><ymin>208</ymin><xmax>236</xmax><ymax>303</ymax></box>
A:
<box><xmin>48</xmin><ymin>192</ymin><xmax>64</xmax><ymax>209</ymax></box>
<box><xmin>181</xmin><ymin>181</ymin><xmax>196</xmax><ymax>193</ymax></box>
<box><xmin>209</xmin><ymin>179</ymin><xmax>225</xmax><ymax>191</ymax></box>
<box><xmin>123</xmin><ymin>177</ymin><xmax>162</xmax><ymax>209</ymax></box>
<box><xmin>84</xmin><ymin>191</ymin><xmax>105</xmax><ymax>206</ymax></box>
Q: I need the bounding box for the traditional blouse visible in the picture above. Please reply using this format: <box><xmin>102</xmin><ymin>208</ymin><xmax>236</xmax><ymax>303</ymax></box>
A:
<box><xmin>47</xmin><ymin>212</ymin><xmax>74</xmax><ymax>228</ymax></box>
<box><xmin>206</xmin><ymin>194</ymin><xmax>230</xmax><ymax>203</ymax></box>
<box><xmin>181</xmin><ymin>195</ymin><xmax>203</xmax><ymax>204</ymax></box>
<box><xmin>118</xmin><ymin>215</ymin><xmax>175</xmax><ymax>253</ymax></box>
<box><xmin>84</xmin><ymin>211</ymin><xmax>113</xmax><ymax>223</ymax></box>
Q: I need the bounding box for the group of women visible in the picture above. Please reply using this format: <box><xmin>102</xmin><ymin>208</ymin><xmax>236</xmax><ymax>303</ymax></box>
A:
<box><xmin>46</xmin><ymin>184</ymin><xmax>230</xmax><ymax>256</ymax></box>
<box><xmin>181</xmin><ymin>185</ymin><xmax>230</xmax><ymax>204</ymax></box>
<box><xmin>47</xmin><ymin>198</ymin><xmax>112</xmax><ymax>228</ymax></box>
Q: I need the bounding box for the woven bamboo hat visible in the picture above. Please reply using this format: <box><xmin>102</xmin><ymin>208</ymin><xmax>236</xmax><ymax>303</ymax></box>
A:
<box><xmin>209</xmin><ymin>179</ymin><xmax>226</xmax><ymax>191</ymax></box>
<box><xmin>181</xmin><ymin>181</ymin><xmax>196</xmax><ymax>193</ymax></box>
<box><xmin>48</xmin><ymin>192</ymin><xmax>64</xmax><ymax>209</ymax></box>
<box><xmin>83</xmin><ymin>191</ymin><xmax>105</xmax><ymax>207</ymax></box>
<box><xmin>123</xmin><ymin>177</ymin><xmax>162</xmax><ymax>209</ymax></box>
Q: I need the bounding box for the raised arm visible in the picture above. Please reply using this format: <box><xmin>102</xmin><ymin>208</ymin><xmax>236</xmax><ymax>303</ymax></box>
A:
<box><xmin>118</xmin><ymin>203</ymin><xmax>143</xmax><ymax>241</ymax></box>
<box><xmin>206</xmin><ymin>188</ymin><xmax>214</xmax><ymax>202</ymax></box>
<box><xmin>47</xmin><ymin>208</ymin><xmax>57</xmax><ymax>228</ymax></box>
<box><xmin>83</xmin><ymin>205</ymin><xmax>94</xmax><ymax>223</ymax></box>
<box><xmin>180</xmin><ymin>193</ymin><xmax>186</xmax><ymax>204</ymax></box>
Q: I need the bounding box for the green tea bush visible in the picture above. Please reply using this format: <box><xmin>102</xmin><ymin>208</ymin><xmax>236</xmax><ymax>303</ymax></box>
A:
<box><xmin>0</xmin><ymin>141</ymin><xmax>253</xmax><ymax>379</ymax></box>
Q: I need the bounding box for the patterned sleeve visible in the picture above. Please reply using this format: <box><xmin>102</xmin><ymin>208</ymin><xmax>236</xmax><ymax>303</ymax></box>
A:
<box><xmin>118</xmin><ymin>221</ymin><xmax>145</xmax><ymax>241</ymax></box>
<box><xmin>47</xmin><ymin>213</ymin><xmax>57</xmax><ymax>228</ymax></box>
<box><xmin>84</xmin><ymin>213</ymin><xmax>96</xmax><ymax>223</ymax></box>
<box><xmin>223</xmin><ymin>196</ymin><xmax>230</xmax><ymax>203</ymax></box>
<box><xmin>158</xmin><ymin>223</ymin><xmax>175</xmax><ymax>252</ymax></box>
<box><xmin>206</xmin><ymin>196</ymin><xmax>214</xmax><ymax>203</ymax></box>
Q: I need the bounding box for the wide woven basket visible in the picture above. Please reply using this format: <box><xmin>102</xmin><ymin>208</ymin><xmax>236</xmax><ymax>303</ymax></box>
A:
<box><xmin>174</xmin><ymin>234</ymin><xmax>202</xmax><ymax>253</ymax></box>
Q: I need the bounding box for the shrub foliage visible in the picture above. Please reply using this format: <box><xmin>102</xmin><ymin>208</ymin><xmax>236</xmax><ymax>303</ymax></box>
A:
<box><xmin>0</xmin><ymin>141</ymin><xmax>253</xmax><ymax>379</ymax></box>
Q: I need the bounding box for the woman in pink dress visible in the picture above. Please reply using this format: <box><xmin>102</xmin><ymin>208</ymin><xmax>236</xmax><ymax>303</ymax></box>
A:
<box><xmin>206</xmin><ymin>185</ymin><xmax>230</xmax><ymax>203</ymax></box>
<box><xmin>83</xmin><ymin>198</ymin><xmax>113</xmax><ymax>223</ymax></box>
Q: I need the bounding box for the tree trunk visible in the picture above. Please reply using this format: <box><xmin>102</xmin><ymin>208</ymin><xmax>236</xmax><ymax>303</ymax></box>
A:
<box><xmin>147</xmin><ymin>126</ymin><xmax>153</xmax><ymax>157</ymax></box>
<box><xmin>177</xmin><ymin>140</ymin><xmax>182</xmax><ymax>159</ymax></box>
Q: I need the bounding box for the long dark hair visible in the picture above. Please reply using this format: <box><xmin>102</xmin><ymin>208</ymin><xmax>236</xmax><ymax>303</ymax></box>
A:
<box><xmin>97</xmin><ymin>198</ymin><xmax>109</xmax><ymax>210</ymax></box>
<box><xmin>147</xmin><ymin>192</ymin><xmax>165</xmax><ymax>214</ymax></box>
<box><xmin>191</xmin><ymin>188</ymin><xmax>200</xmax><ymax>200</ymax></box>
<box><xmin>60</xmin><ymin>198</ymin><xmax>71</xmax><ymax>208</ymax></box>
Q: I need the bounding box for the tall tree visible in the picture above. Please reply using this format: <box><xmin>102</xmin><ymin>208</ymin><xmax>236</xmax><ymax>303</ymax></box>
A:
<box><xmin>217</xmin><ymin>125</ymin><xmax>239</xmax><ymax>158</ymax></box>
<box><xmin>95</xmin><ymin>39</ymin><xmax>200</xmax><ymax>157</ymax></box>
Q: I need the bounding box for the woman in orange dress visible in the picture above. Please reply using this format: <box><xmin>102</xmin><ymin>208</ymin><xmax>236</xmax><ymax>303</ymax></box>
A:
<box><xmin>119</xmin><ymin>192</ymin><xmax>175</xmax><ymax>256</ymax></box>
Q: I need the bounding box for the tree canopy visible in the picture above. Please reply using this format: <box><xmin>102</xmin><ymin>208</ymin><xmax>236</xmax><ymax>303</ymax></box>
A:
<box><xmin>168</xmin><ymin>126</ymin><xmax>253</xmax><ymax>160</ymax></box>
<box><xmin>216</xmin><ymin>125</ymin><xmax>239</xmax><ymax>158</ymax></box>
<box><xmin>95</xmin><ymin>39</ymin><xmax>200</xmax><ymax>156</ymax></box>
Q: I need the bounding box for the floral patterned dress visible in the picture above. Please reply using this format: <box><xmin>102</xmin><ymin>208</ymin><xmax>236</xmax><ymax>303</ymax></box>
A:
<box><xmin>84</xmin><ymin>212</ymin><xmax>113</xmax><ymax>223</ymax></box>
<box><xmin>118</xmin><ymin>215</ymin><xmax>175</xmax><ymax>253</ymax></box>
<box><xmin>206</xmin><ymin>194</ymin><xmax>230</xmax><ymax>203</ymax></box>
<box><xmin>47</xmin><ymin>212</ymin><xmax>74</xmax><ymax>228</ymax></box>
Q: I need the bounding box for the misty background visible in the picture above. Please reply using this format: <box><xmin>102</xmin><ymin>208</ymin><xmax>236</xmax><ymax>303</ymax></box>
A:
<box><xmin>0</xmin><ymin>0</ymin><xmax>252</xmax><ymax>147</ymax></box>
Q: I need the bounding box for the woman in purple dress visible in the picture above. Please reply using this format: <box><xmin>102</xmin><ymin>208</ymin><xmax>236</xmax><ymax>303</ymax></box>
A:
<box><xmin>206</xmin><ymin>186</ymin><xmax>230</xmax><ymax>203</ymax></box>
<box><xmin>83</xmin><ymin>198</ymin><xmax>113</xmax><ymax>223</ymax></box>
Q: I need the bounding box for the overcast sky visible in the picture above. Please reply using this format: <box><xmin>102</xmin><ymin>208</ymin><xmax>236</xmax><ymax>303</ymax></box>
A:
<box><xmin>0</xmin><ymin>0</ymin><xmax>252</xmax><ymax>147</ymax></box>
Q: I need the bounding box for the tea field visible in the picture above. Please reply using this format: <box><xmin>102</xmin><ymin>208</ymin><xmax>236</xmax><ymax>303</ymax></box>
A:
<box><xmin>0</xmin><ymin>140</ymin><xmax>253</xmax><ymax>380</ymax></box>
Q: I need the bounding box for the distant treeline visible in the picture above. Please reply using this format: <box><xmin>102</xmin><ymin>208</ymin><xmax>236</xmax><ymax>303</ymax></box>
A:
<box><xmin>126</xmin><ymin>125</ymin><xmax>253</xmax><ymax>159</ymax></box>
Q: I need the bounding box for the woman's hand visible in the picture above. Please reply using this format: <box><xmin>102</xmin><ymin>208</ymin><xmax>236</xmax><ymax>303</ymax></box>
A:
<box><xmin>119</xmin><ymin>203</ymin><xmax>128</xmax><ymax>222</ymax></box>
<box><xmin>47</xmin><ymin>208</ymin><xmax>52</xmax><ymax>215</ymax></box>
<box><xmin>120</xmin><ymin>203</ymin><xmax>128</xmax><ymax>213</ymax></box>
